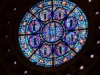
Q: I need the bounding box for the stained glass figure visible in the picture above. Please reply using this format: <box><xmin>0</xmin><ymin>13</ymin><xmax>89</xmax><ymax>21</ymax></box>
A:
<box><xmin>28</xmin><ymin>20</ymin><xmax>41</xmax><ymax>33</ymax></box>
<box><xmin>29</xmin><ymin>35</ymin><xmax>42</xmax><ymax>48</ymax></box>
<box><xmin>54</xmin><ymin>43</ymin><xmax>67</xmax><ymax>56</ymax></box>
<box><xmin>40</xmin><ymin>9</ymin><xmax>51</xmax><ymax>21</ymax></box>
<box><xmin>39</xmin><ymin>44</ymin><xmax>52</xmax><ymax>57</ymax></box>
<box><xmin>18</xmin><ymin>0</ymin><xmax>88</xmax><ymax>67</ymax></box>
<box><xmin>64</xmin><ymin>17</ymin><xmax>77</xmax><ymax>30</ymax></box>
<box><xmin>64</xmin><ymin>32</ymin><xmax>78</xmax><ymax>45</ymax></box>
<box><xmin>42</xmin><ymin>22</ymin><xmax>63</xmax><ymax>42</ymax></box>
<box><xmin>54</xmin><ymin>8</ymin><xmax>67</xmax><ymax>20</ymax></box>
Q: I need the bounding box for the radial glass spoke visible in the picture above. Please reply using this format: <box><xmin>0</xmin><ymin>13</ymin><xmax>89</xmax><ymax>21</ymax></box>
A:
<box><xmin>18</xmin><ymin>33</ymin><xmax>42</xmax><ymax>36</ymax></box>
<box><xmin>51</xmin><ymin>0</ymin><xmax>54</xmax><ymax>21</ymax></box>
<box><xmin>29</xmin><ymin>49</ymin><xmax>38</xmax><ymax>59</ymax></box>
<box><xmin>29</xmin><ymin>11</ymin><xmax>46</xmax><ymax>25</ymax></box>
<box><xmin>62</xmin><ymin>40</ymin><xmax>77</xmax><ymax>54</ymax></box>
<box><xmin>63</xmin><ymin>5</ymin><xmax>78</xmax><ymax>20</ymax></box>
<box><xmin>28</xmin><ymin>41</ymin><xmax>45</xmax><ymax>59</ymax></box>
<box><xmin>51</xmin><ymin>43</ymin><xmax>54</xmax><ymax>67</ymax></box>
<box><xmin>59</xmin><ymin>5</ymin><xmax>78</xmax><ymax>24</ymax></box>
<box><xmin>66</xmin><ymin>28</ymin><xmax>88</xmax><ymax>32</ymax></box>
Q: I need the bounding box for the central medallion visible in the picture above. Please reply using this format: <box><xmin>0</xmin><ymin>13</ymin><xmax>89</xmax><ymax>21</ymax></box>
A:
<box><xmin>42</xmin><ymin>22</ymin><xmax>64</xmax><ymax>43</ymax></box>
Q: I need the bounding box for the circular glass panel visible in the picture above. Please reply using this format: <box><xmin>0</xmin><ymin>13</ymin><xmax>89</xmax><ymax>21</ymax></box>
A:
<box><xmin>18</xmin><ymin>0</ymin><xmax>88</xmax><ymax>67</ymax></box>
<box><xmin>42</xmin><ymin>22</ymin><xmax>64</xmax><ymax>43</ymax></box>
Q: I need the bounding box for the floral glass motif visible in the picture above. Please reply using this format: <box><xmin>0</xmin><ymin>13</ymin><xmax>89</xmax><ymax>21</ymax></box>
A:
<box><xmin>18</xmin><ymin>0</ymin><xmax>88</xmax><ymax>67</ymax></box>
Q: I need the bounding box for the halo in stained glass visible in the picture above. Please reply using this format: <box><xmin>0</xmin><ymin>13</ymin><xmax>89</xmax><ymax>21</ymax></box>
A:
<box><xmin>18</xmin><ymin>0</ymin><xmax>88</xmax><ymax>67</ymax></box>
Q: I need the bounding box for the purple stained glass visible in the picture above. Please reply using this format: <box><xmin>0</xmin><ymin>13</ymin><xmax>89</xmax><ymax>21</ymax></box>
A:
<box><xmin>64</xmin><ymin>17</ymin><xmax>78</xmax><ymax>30</ymax></box>
<box><xmin>42</xmin><ymin>22</ymin><xmax>64</xmax><ymax>43</ymax></box>
<box><xmin>39</xmin><ymin>9</ymin><xmax>51</xmax><ymax>21</ymax></box>
<box><xmin>39</xmin><ymin>44</ymin><xmax>52</xmax><ymax>57</ymax></box>
<box><xmin>29</xmin><ymin>35</ymin><xmax>42</xmax><ymax>48</ymax></box>
<box><xmin>64</xmin><ymin>32</ymin><xmax>78</xmax><ymax>45</ymax></box>
<box><xmin>54</xmin><ymin>8</ymin><xmax>67</xmax><ymax>20</ymax></box>
<box><xmin>54</xmin><ymin>43</ymin><xmax>67</xmax><ymax>56</ymax></box>
<box><xmin>28</xmin><ymin>20</ymin><xmax>41</xmax><ymax>33</ymax></box>
<box><xmin>18</xmin><ymin>0</ymin><xmax>88</xmax><ymax>67</ymax></box>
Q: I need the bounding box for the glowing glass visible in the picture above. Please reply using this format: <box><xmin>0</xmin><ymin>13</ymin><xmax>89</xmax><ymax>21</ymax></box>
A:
<box><xmin>18</xmin><ymin>0</ymin><xmax>88</xmax><ymax>67</ymax></box>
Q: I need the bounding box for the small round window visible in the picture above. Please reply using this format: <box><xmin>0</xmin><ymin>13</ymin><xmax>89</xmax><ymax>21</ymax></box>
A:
<box><xmin>18</xmin><ymin>0</ymin><xmax>88</xmax><ymax>67</ymax></box>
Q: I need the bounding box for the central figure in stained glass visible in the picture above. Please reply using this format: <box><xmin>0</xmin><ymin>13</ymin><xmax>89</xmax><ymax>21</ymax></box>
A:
<box><xmin>42</xmin><ymin>22</ymin><xmax>64</xmax><ymax>43</ymax></box>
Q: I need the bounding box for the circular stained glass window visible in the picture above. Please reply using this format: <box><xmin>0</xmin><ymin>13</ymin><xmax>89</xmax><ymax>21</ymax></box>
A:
<box><xmin>18</xmin><ymin>0</ymin><xmax>88</xmax><ymax>67</ymax></box>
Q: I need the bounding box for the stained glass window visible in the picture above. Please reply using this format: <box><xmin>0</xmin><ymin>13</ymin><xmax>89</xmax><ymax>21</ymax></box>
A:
<box><xmin>18</xmin><ymin>0</ymin><xmax>88</xmax><ymax>67</ymax></box>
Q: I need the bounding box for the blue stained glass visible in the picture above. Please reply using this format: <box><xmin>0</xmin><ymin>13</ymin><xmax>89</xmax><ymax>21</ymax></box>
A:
<box><xmin>28</xmin><ymin>20</ymin><xmax>41</xmax><ymax>33</ymax></box>
<box><xmin>39</xmin><ymin>9</ymin><xmax>51</xmax><ymax>21</ymax></box>
<box><xmin>29</xmin><ymin>35</ymin><xmax>43</xmax><ymax>48</ymax></box>
<box><xmin>64</xmin><ymin>32</ymin><xmax>78</xmax><ymax>45</ymax></box>
<box><xmin>54</xmin><ymin>8</ymin><xmax>67</xmax><ymax>20</ymax></box>
<box><xmin>64</xmin><ymin>17</ymin><xmax>77</xmax><ymax>30</ymax></box>
<box><xmin>18</xmin><ymin>0</ymin><xmax>88</xmax><ymax>67</ymax></box>
<box><xmin>39</xmin><ymin>44</ymin><xmax>52</xmax><ymax>57</ymax></box>
<box><xmin>54</xmin><ymin>43</ymin><xmax>67</xmax><ymax>56</ymax></box>
<box><xmin>18</xmin><ymin>36</ymin><xmax>34</xmax><ymax>58</ymax></box>
<box><xmin>42</xmin><ymin>22</ymin><xmax>64</xmax><ymax>42</ymax></box>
